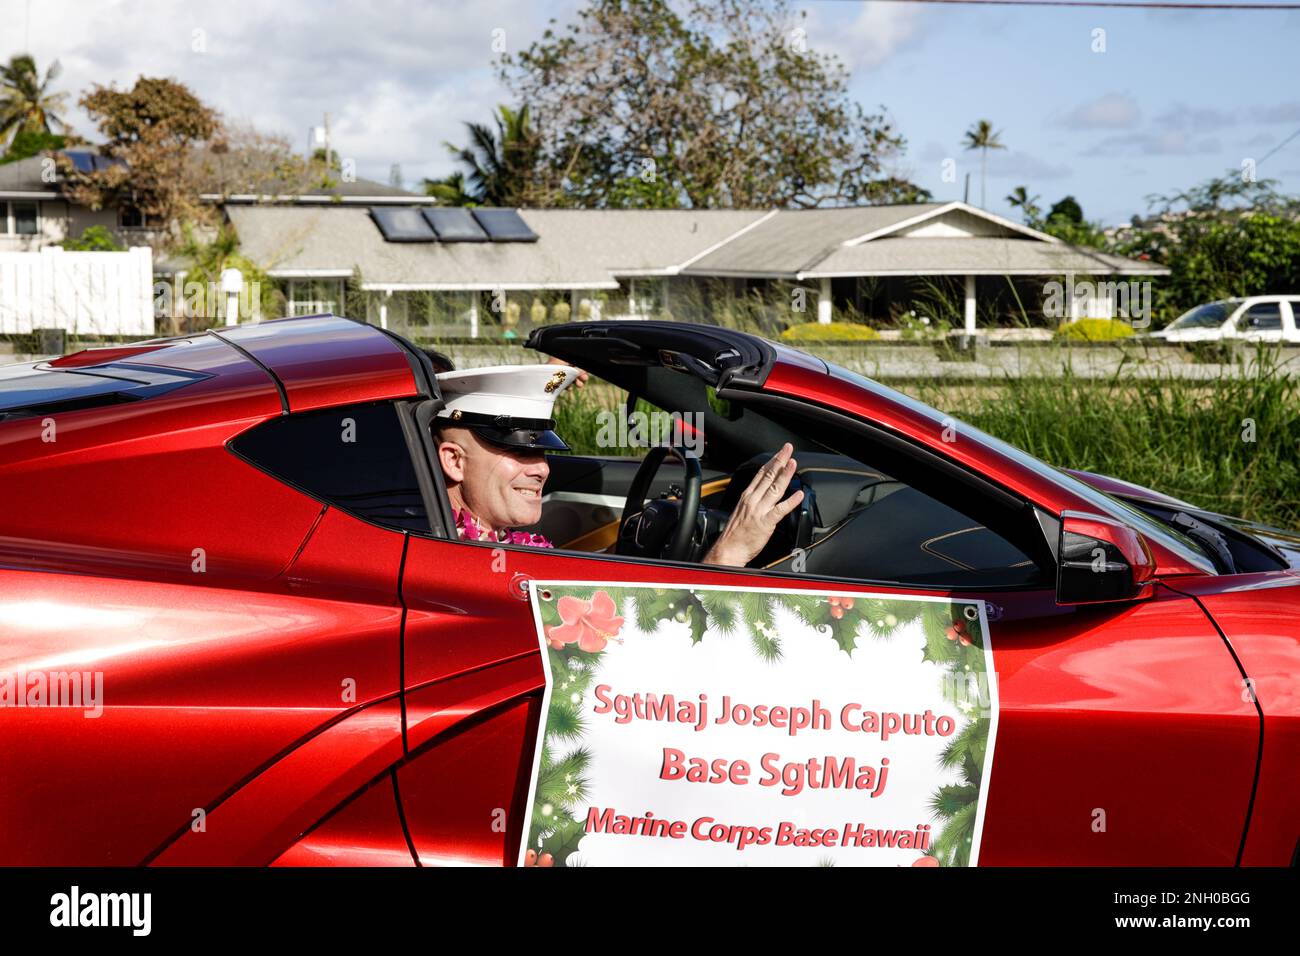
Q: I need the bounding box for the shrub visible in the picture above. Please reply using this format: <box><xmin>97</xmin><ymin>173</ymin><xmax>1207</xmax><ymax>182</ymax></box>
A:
<box><xmin>780</xmin><ymin>321</ymin><xmax>879</xmax><ymax>342</ymax></box>
<box><xmin>1055</xmin><ymin>318</ymin><xmax>1135</xmax><ymax>341</ymax></box>
<box><xmin>59</xmin><ymin>225</ymin><xmax>125</xmax><ymax>252</ymax></box>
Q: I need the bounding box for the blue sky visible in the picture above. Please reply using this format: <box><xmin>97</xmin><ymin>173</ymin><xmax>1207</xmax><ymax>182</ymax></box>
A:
<box><xmin>821</xmin><ymin>1</ymin><xmax>1300</xmax><ymax>224</ymax></box>
<box><xmin>5</xmin><ymin>0</ymin><xmax>1299</xmax><ymax>226</ymax></box>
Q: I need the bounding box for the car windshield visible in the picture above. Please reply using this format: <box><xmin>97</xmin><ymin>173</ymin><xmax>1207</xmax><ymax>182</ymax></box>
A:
<box><xmin>1167</xmin><ymin>301</ymin><xmax>1235</xmax><ymax>330</ymax></box>
<box><xmin>825</xmin><ymin>366</ymin><xmax>1218</xmax><ymax>574</ymax></box>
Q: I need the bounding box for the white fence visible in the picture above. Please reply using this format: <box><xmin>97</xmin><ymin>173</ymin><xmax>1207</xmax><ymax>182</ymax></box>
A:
<box><xmin>0</xmin><ymin>247</ymin><xmax>154</xmax><ymax>336</ymax></box>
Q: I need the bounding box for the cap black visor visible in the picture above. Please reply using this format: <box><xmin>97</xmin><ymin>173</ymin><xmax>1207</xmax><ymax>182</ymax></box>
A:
<box><xmin>473</xmin><ymin>426</ymin><xmax>570</xmax><ymax>452</ymax></box>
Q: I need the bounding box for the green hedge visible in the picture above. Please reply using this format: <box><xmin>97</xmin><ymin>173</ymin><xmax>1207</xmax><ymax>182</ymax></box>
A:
<box><xmin>781</xmin><ymin>322</ymin><xmax>880</xmax><ymax>342</ymax></box>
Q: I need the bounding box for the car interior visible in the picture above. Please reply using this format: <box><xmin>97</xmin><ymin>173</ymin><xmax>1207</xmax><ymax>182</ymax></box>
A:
<box><xmin>495</xmin><ymin>326</ymin><xmax>1055</xmax><ymax>591</ymax></box>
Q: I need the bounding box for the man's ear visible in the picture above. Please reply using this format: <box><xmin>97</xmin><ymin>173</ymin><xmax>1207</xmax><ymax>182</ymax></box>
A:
<box><xmin>437</xmin><ymin>438</ymin><xmax>466</xmax><ymax>483</ymax></box>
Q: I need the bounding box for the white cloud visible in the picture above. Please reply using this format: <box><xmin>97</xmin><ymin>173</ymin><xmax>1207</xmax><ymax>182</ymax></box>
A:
<box><xmin>983</xmin><ymin>149</ymin><xmax>1072</xmax><ymax>181</ymax></box>
<box><xmin>1056</xmin><ymin>93</ymin><xmax>1141</xmax><ymax>131</ymax></box>
<box><xmin>1154</xmin><ymin>102</ymin><xmax>1236</xmax><ymax>131</ymax></box>
<box><xmin>7</xmin><ymin>0</ymin><xmax>556</xmax><ymax>185</ymax></box>
<box><xmin>811</xmin><ymin>1</ymin><xmax>924</xmax><ymax>73</ymax></box>
<box><xmin>1085</xmin><ymin>130</ymin><xmax>1221</xmax><ymax>157</ymax></box>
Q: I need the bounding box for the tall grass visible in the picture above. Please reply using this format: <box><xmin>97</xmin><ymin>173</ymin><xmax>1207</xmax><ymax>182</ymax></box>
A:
<box><xmin>911</xmin><ymin>349</ymin><xmax>1300</xmax><ymax>529</ymax></box>
<box><xmin>555</xmin><ymin>347</ymin><xmax>1300</xmax><ymax>529</ymax></box>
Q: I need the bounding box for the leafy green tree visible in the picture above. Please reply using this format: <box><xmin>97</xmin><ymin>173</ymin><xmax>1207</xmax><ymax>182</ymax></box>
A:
<box><xmin>0</xmin><ymin>128</ymin><xmax>66</xmax><ymax>164</ymax></box>
<box><xmin>1112</xmin><ymin>174</ymin><xmax>1300</xmax><ymax>320</ymax></box>
<box><xmin>1041</xmin><ymin>195</ymin><xmax>1107</xmax><ymax>248</ymax></box>
<box><xmin>962</xmin><ymin>119</ymin><xmax>1004</xmax><ymax>210</ymax></box>
<box><xmin>1047</xmin><ymin>195</ymin><xmax>1083</xmax><ymax>224</ymax></box>
<box><xmin>62</xmin><ymin>77</ymin><xmax>220</xmax><ymax>243</ymax></box>
<box><xmin>424</xmin><ymin>104</ymin><xmax>542</xmax><ymax>206</ymax></box>
<box><xmin>0</xmin><ymin>54</ymin><xmax>69</xmax><ymax>144</ymax></box>
<box><xmin>171</xmin><ymin>224</ymin><xmax>282</xmax><ymax>328</ymax></box>
<box><xmin>499</xmin><ymin>0</ymin><xmax>920</xmax><ymax>208</ymax></box>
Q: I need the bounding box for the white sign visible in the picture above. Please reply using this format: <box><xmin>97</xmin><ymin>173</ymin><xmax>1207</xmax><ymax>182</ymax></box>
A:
<box><xmin>519</xmin><ymin>581</ymin><xmax>998</xmax><ymax>867</ymax></box>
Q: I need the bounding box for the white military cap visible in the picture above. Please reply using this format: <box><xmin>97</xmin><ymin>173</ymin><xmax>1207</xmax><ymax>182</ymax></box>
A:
<box><xmin>435</xmin><ymin>363</ymin><xmax>579</xmax><ymax>451</ymax></box>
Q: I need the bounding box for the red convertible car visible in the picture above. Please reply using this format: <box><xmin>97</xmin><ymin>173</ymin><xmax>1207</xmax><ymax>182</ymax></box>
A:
<box><xmin>0</xmin><ymin>314</ymin><xmax>1296</xmax><ymax>866</ymax></box>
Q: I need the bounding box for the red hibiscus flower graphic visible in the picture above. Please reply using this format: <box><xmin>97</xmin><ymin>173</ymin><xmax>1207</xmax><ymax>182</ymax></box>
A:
<box><xmin>547</xmin><ymin>590</ymin><xmax>625</xmax><ymax>653</ymax></box>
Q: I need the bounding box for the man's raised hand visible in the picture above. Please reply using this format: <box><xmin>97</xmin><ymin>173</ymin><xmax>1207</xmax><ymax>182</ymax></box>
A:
<box><xmin>702</xmin><ymin>443</ymin><xmax>804</xmax><ymax>568</ymax></box>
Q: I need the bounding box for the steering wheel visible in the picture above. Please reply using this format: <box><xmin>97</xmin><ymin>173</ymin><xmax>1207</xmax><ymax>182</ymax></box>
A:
<box><xmin>616</xmin><ymin>445</ymin><xmax>703</xmax><ymax>561</ymax></box>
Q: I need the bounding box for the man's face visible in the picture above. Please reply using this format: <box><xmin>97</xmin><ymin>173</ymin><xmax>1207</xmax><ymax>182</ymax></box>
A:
<box><xmin>436</xmin><ymin>426</ymin><xmax>550</xmax><ymax>529</ymax></box>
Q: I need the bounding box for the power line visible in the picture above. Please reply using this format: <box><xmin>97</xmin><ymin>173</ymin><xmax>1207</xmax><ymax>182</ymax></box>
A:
<box><xmin>830</xmin><ymin>1</ymin><xmax>1300</xmax><ymax>9</ymax></box>
<box><xmin>1257</xmin><ymin>127</ymin><xmax>1300</xmax><ymax>167</ymax></box>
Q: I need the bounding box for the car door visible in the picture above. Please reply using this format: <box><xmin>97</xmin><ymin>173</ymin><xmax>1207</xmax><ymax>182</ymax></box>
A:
<box><xmin>1236</xmin><ymin>300</ymin><xmax>1286</xmax><ymax>342</ymax></box>
<box><xmin>396</xmin><ymin>486</ymin><xmax>1258</xmax><ymax>866</ymax></box>
<box><xmin>1287</xmin><ymin>299</ymin><xmax>1300</xmax><ymax>343</ymax></box>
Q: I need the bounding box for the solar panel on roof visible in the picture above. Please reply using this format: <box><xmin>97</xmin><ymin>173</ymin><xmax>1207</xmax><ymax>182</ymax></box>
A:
<box><xmin>370</xmin><ymin>206</ymin><xmax>436</xmax><ymax>242</ymax></box>
<box><xmin>60</xmin><ymin>151</ymin><xmax>122</xmax><ymax>173</ymax></box>
<box><xmin>472</xmin><ymin>208</ymin><xmax>539</xmax><ymax>243</ymax></box>
<box><xmin>422</xmin><ymin>207</ymin><xmax>489</xmax><ymax>242</ymax></box>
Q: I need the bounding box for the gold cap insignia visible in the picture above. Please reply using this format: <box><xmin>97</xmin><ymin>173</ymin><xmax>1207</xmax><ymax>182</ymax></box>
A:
<box><xmin>544</xmin><ymin>370</ymin><xmax>567</xmax><ymax>393</ymax></box>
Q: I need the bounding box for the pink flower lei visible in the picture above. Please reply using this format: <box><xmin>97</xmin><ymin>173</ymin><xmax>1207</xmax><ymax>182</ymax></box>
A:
<box><xmin>454</xmin><ymin>508</ymin><xmax>553</xmax><ymax>548</ymax></box>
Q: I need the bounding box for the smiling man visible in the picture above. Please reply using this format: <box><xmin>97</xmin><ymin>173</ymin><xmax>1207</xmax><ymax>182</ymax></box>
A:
<box><xmin>433</xmin><ymin>364</ymin><xmax>800</xmax><ymax>565</ymax></box>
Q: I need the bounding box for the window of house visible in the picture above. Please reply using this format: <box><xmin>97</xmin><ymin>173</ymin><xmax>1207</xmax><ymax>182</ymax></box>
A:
<box><xmin>286</xmin><ymin>278</ymin><xmax>344</xmax><ymax>316</ymax></box>
<box><xmin>118</xmin><ymin>205</ymin><xmax>144</xmax><ymax>229</ymax></box>
<box><xmin>3</xmin><ymin>201</ymin><xmax>40</xmax><ymax>235</ymax></box>
<box><xmin>11</xmin><ymin>202</ymin><xmax>38</xmax><ymax>235</ymax></box>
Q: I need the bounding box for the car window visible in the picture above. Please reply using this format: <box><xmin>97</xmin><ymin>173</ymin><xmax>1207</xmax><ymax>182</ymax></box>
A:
<box><xmin>1168</xmin><ymin>301</ymin><xmax>1232</xmax><ymax>330</ymax></box>
<box><xmin>498</xmin><ymin>388</ymin><xmax>1053</xmax><ymax>590</ymax></box>
<box><xmin>231</xmin><ymin>401</ymin><xmax>429</xmax><ymax>532</ymax></box>
<box><xmin>1237</xmin><ymin>302</ymin><xmax>1282</xmax><ymax>332</ymax></box>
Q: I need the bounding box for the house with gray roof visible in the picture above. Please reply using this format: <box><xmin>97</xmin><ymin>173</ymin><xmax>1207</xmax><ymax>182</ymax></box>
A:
<box><xmin>0</xmin><ymin>154</ymin><xmax>121</xmax><ymax>251</ymax></box>
<box><xmin>220</xmin><ymin>196</ymin><xmax>1166</xmax><ymax>340</ymax></box>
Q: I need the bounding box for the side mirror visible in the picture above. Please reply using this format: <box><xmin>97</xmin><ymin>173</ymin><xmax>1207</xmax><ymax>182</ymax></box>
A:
<box><xmin>1056</xmin><ymin>511</ymin><xmax>1156</xmax><ymax>605</ymax></box>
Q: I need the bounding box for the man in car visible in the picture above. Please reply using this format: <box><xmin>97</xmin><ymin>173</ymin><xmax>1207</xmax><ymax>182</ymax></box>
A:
<box><xmin>432</xmin><ymin>363</ymin><xmax>803</xmax><ymax>567</ymax></box>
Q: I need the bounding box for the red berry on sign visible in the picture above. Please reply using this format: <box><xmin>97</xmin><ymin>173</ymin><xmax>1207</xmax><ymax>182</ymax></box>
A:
<box><xmin>829</xmin><ymin>597</ymin><xmax>841</xmax><ymax>607</ymax></box>
<box><xmin>953</xmin><ymin>619</ymin><xmax>967</xmax><ymax>633</ymax></box>
<box><xmin>945</xmin><ymin>625</ymin><xmax>959</xmax><ymax>641</ymax></box>
<box><xmin>525</xmin><ymin>849</ymin><xmax>537</xmax><ymax>867</ymax></box>
<box><xmin>841</xmin><ymin>598</ymin><xmax>855</xmax><ymax>610</ymax></box>
<box><xmin>959</xmin><ymin>634</ymin><xmax>971</xmax><ymax>646</ymax></box>
<box><xmin>912</xmin><ymin>855</ymin><xmax>940</xmax><ymax>867</ymax></box>
<box><xmin>539</xmin><ymin>853</ymin><xmax>554</xmax><ymax>867</ymax></box>
<box><xmin>830</xmin><ymin>606</ymin><xmax>844</xmax><ymax>619</ymax></box>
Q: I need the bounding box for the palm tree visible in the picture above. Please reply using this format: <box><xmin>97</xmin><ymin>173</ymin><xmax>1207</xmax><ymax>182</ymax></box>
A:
<box><xmin>423</xmin><ymin>170</ymin><xmax>473</xmax><ymax>205</ymax></box>
<box><xmin>962</xmin><ymin>120</ymin><xmax>1005</xmax><ymax>209</ymax></box>
<box><xmin>0</xmin><ymin>54</ymin><xmax>69</xmax><ymax>146</ymax></box>
<box><xmin>1006</xmin><ymin>185</ymin><xmax>1041</xmax><ymax>225</ymax></box>
<box><xmin>424</xmin><ymin>104</ymin><xmax>540</xmax><ymax>206</ymax></box>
